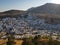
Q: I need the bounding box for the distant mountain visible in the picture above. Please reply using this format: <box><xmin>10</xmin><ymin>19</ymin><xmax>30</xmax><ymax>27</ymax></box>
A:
<box><xmin>1</xmin><ymin>3</ymin><xmax>60</xmax><ymax>18</ymax></box>
<box><xmin>28</xmin><ymin>3</ymin><xmax>60</xmax><ymax>14</ymax></box>
<box><xmin>0</xmin><ymin>10</ymin><xmax>27</xmax><ymax>17</ymax></box>
<box><xmin>1</xmin><ymin>3</ymin><xmax>60</xmax><ymax>17</ymax></box>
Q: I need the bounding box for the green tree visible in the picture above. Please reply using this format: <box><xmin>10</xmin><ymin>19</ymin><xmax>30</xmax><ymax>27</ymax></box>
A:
<box><xmin>48</xmin><ymin>37</ymin><xmax>54</xmax><ymax>45</ymax></box>
<box><xmin>6</xmin><ymin>33</ymin><xmax>16</xmax><ymax>45</ymax></box>
<box><xmin>22</xmin><ymin>38</ymin><xmax>34</xmax><ymax>45</ymax></box>
<box><xmin>53</xmin><ymin>40</ymin><xmax>60</xmax><ymax>45</ymax></box>
<box><xmin>33</xmin><ymin>35</ymin><xmax>41</xmax><ymax>45</ymax></box>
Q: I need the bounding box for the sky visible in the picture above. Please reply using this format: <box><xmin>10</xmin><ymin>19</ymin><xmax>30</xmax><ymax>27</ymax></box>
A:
<box><xmin>0</xmin><ymin>0</ymin><xmax>53</xmax><ymax>12</ymax></box>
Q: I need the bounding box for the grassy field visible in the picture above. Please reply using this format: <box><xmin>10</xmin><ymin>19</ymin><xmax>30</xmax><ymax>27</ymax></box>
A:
<box><xmin>0</xmin><ymin>39</ymin><xmax>8</xmax><ymax>45</ymax></box>
<box><xmin>0</xmin><ymin>39</ymin><xmax>23</xmax><ymax>45</ymax></box>
<box><xmin>14</xmin><ymin>39</ymin><xmax>23</xmax><ymax>45</ymax></box>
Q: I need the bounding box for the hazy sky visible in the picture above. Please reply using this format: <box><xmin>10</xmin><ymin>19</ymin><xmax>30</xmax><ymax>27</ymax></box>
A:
<box><xmin>0</xmin><ymin>0</ymin><xmax>52</xmax><ymax>12</ymax></box>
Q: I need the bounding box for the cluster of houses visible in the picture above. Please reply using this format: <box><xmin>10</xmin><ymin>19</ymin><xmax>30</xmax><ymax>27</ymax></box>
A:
<box><xmin>0</xmin><ymin>14</ymin><xmax>60</xmax><ymax>41</ymax></box>
<box><xmin>0</xmin><ymin>30</ymin><xmax>60</xmax><ymax>41</ymax></box>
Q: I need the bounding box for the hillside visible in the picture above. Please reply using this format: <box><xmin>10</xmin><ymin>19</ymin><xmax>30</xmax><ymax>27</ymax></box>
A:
<box><xmin>28</xmin><ymin>3</ymin><xmax>60</xmax><ymax>24</ymax></box>
<box><xmin>28</xmin><ymin>3</ymin><xmax>60</xmax><ymax>14</ymax></box>
<box><xmin>0</xmin><ymin>3</ymin><xmax>60</xmax><ymax>32</ymax></box>
<box><xmin>0</xmin><ymin>10</ymin><xmax>27</xmax><ymax>17</ymax></box>
<box><xmin>1</xmin><ymin>3</ymin><xmax>60</xmax><ymax>17</ymax></box>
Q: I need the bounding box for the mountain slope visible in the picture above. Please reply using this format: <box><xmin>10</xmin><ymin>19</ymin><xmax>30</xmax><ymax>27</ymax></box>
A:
<box><xmin>0</xmin><ymin>10</ymin><xmax>27</xmax><ymax>17</ymax></box>
<box><xmin>28</xmin><ymin>3</ymin><xmax>60</xmax><ymax>14</ymax></box>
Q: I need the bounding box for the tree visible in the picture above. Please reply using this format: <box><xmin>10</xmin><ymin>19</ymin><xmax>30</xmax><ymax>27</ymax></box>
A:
<box><xmin>6</xmin><ymin>33</ymin><xmax>16</xmax><ymax>45</ymax></box>
<box><xmin>22</xmin><ymin>38</ymin><xmax>34</xmax><ymax>45</ymax></box>
<box><xmin>33</xmin><ymin>35</ymin><xmax>41</xmax><ymax>45</ymax></box>
<box><xmin>48</xmin><ymin>37</ymin><xmax>54</xmax><ymax>45</ymax></box>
